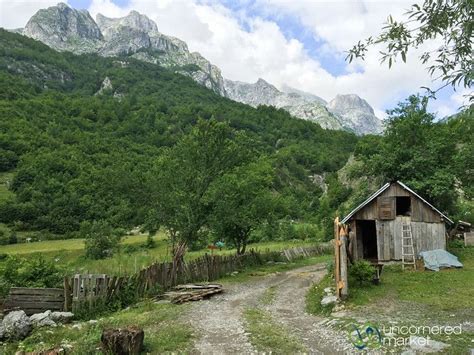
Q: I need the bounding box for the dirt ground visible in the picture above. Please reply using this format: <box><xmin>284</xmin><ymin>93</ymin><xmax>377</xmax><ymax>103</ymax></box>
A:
<box><xmin>185</xmin><ymin>264</ymin><xmax>354</xmax><ymax>354</ymax></box>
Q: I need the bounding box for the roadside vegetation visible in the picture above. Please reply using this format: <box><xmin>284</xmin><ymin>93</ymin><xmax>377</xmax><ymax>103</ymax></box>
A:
<box><xmin>2</xmin><ymin>301</ymin><xmax>193</xmax><ymax>354</ymax></box>
<box><xmin>347</xmin><ymin>247</ymin><xmax>474</xmax><ymax>312</ymax></box>
<box><xmin>243</xmin><ymin>308</ymin><xmax>306</xmax><ymax>354</ymax></box>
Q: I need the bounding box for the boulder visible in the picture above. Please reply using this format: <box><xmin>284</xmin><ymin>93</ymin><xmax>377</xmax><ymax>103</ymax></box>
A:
<box><xmin>50</xmin><ymin>311</ymin><xmax>74</xmax><ymax>324</ymax></box>
<box><xmin>101</xmin><ymin>327</ymin><xmax>144</xmax><ymax>355</ymax></box>
<box><xmin>30</xmin><ymin>310</ymin><xmax>56</xmax><ymax>328</ymax></box>
<box><xmin>320</xmin><ymin>295</ymin><xmax>337</xmax><ymax>306</ymax></box>
<box><xmin>1</xmin><ymin>310</ymin><xmax>33</xmax><ymax>340</ymax></box>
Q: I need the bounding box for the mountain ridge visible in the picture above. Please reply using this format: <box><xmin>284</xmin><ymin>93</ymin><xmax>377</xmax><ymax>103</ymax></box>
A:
<box><xmin>16</xmin><ymin>2</ymin><xmax>383</xmax><ymax>134</ymax></box>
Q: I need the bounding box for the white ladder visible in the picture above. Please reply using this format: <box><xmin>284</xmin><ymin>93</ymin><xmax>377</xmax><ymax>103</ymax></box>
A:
<box><xmin>401</xmin><ymin>222</ymin><xmax>416</xmax><ymax>270</ymax></box>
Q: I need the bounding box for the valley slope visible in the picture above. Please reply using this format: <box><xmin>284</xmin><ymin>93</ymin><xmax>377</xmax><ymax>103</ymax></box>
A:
<box><xmin>16</xmin><ymin>2</ymin><xmax>382</xmax><ymax>135</ymax></box>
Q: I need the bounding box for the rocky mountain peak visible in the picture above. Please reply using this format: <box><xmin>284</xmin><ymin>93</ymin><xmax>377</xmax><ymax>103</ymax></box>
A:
<box><xmin>23</xmin><ymin>2</ymin><xmax>102</xmax><ymax>52</ymax></box>
<box><xmin>20</xmin><ymin>4</ymin><xmax>226</xmax><ymax>96</ymax></box>
<box><xmin>328</xmin><ymin>94</ymin><xmax>375</xmax><ymax>115</ymax></box>
<box><xmin>326</xmin><ymin>94</ymin><xmax>382</xmax><ymax>134</ymax></box>
<box><xmin>20</xmin><ymin>3</ymin><xmax>383</xmax><ymax>134</ymax></box>
<box><xmin>255</xmin><ymin>78</ymin><xmax>279</xmax><ymax>93</ymax></box>
<box><xmin>96</xmin><ymin>11</ymin><xmax>158</xmax><ymax>37</ymax></box>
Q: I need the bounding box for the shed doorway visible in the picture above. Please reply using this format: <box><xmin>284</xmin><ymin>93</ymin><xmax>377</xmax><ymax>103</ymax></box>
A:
<box><xmin>357</xmin><ymin>220</ymin><xmax>378</xmax><ymax>260</ymax></box>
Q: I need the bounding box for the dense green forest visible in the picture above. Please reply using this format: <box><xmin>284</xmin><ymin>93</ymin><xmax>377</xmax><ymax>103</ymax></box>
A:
<box><xmin>0</xmin><ymin>29</ymin><xmax>472</xmax><ymax>250</ymax></box>
<box><xmin>0</xmin><ymin>29</ymin><xmax>356</xmax><ymax>245</ymax></box>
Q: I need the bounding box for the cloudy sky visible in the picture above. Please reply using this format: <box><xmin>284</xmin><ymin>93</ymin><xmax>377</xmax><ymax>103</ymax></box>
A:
<box><xmin>0</xmin><ymin>0</ymin><xmax>469</xmax><ymax>118</ymax></box>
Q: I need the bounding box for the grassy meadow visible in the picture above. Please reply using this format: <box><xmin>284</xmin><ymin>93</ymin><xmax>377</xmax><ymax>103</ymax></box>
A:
<box><xmin>347</xmin><ymin>247</ymin><xmax>474</xmax><ymax>311</ymax></box>
<box><xmin>0</xmin><ymin>231</ymin><xmax>319</xmax><ymax>276</ymax></box>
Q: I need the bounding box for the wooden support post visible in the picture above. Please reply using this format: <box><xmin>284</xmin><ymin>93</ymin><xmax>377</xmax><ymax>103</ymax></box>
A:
<box><xmin>339</xmin><ymin>225</ymin><xmax>349</xmax><ymax>299</ymax></box>
<box><xmin>334</xmin><ymin>217</ymin><xmax>341</xmax><ymax>299</ymax></box>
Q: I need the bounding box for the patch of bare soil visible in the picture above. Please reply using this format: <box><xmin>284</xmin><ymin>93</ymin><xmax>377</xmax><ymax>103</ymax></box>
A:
<box><xmin>185</xmin><ymin>264</ymin><xmax>354</xmax><ymax>354</ymax></box>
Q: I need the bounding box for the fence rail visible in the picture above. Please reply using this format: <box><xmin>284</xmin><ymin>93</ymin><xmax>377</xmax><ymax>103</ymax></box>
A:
<box><xmin>3</xmin><ymin>244</ymin><xmax>331</xmax><ymax>315</ymax></box>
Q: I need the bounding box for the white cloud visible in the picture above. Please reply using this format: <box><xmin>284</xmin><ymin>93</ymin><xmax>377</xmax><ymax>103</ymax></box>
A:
<box><xmin>0</xmin><ymin>0</ymin><xmax>59</xmax><ymax>29</ymax></box>
<box><xmin>1</xmin><ymin>0</ymin><xmax>466</xmax><ymax>117</ymax></box>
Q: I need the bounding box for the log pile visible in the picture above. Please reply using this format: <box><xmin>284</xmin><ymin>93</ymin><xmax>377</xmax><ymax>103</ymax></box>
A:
<box><xmin>161</xmin><ymin>284</ymin><xmax>223</xmax><ymax>304</ymax></box>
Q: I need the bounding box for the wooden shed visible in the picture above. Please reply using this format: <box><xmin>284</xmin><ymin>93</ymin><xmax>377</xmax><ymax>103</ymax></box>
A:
<box><xmin>341</xmin><ymin>181</ymin><xmax>453</xmax><ymax>263</ymax></box>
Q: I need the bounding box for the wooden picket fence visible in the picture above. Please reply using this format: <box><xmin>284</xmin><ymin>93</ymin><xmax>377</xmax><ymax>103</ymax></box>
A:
<box><xmin>65</xmin><ymin>244</ymin><xmax>331</xmax><ymax>312</ymax></box>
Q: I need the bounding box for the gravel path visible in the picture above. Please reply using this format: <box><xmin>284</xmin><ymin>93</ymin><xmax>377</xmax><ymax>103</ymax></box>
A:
<box><xmin>186</xmin><ymin>264</ymin><xmax>354</xmax><ymax>354</ymax></box>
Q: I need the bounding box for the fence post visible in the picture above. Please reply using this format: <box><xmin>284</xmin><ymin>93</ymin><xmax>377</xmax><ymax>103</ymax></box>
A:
<box><xmin>63</xmin><ymin>277</ymin><xmax>72</xmax><ymax>311</ymax></box>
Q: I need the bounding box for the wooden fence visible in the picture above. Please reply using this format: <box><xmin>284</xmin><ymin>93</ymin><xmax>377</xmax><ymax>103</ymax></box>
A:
<box><xmin>2</xmin><ymin>244</ymin><xmax>331</xmax><ymax>315</ymax></box>
<box><xmin>3</xmin><ymin>287</ymin><xmax>65</xmax><ymax>315</ymax></box>
<box><xmin>465</xmin><ymin>232</ymin><xmax>474</xmax><ymax>246</ymax></box>
<box><xmin>66</xmin><ymin>244</ymin><xmax>331</xmax><ymax>312</ymax></box>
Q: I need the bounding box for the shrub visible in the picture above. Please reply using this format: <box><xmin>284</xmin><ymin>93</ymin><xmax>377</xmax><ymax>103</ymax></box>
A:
<box><xmin>145</xmin><ymin>234</ymin><xmax>156</xmax><ymax>249</ymax></box>
<box><xmin>0</xmin><ymin>255</ymin><xmax>64</xmax><ymax>297</ymax></box>
<box><xmin>349</xmin><ymin>260</ymin><xmax>375</xmax><ymax>286</ymax></box>
<box><xmin>8</xmin><ymin>232</ymin><xmax>17</xmax><ymax>244</ymax></box>
<box><xmin>82</xmin><ymin>220</ymin><xmax>121</xmax><ymax>259</ymax></box>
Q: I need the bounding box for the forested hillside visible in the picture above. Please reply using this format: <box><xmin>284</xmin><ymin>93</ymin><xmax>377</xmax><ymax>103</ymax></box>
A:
<box><xmin>0</xmin><ymin>29</ymin><xmax>356</xmax><ymax>242</ymax></box>
<box><xmin>0</xmin><ymin>29</ymin><xmax>472</xmax><ymax>249</ymax></box>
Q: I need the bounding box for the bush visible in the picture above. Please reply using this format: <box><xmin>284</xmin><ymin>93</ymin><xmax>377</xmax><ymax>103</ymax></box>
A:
<box><xmin>349</xmin><ymin>260</ymin><xmax>375</xmax><ymax>286</ymax></box>
<box><xmin>0</xmin><ymin>255</ymin><xmax>64</xmax><ymax>298</ymax></box>
<box><xmin>82</xmin><ymin>220</ymin><xmax>121</xmax><ymax>260</ymax></box>
<box><xmin>145</xmin><ymin>234</ymin><xmax>156</xmax><ymax>249</ymax></box>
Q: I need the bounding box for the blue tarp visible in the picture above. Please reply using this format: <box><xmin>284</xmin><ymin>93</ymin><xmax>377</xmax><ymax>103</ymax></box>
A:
<box><xmin>419</xmin><ymin>249</ymin><xmax>463</xmax><ymax>271</ymax></box>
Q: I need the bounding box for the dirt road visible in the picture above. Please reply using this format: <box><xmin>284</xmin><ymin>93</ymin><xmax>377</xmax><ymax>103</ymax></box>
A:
<box><xmin>186</xmin><ymin>264</ymin><xmax>354</xmax><ymax>354</ymax></box>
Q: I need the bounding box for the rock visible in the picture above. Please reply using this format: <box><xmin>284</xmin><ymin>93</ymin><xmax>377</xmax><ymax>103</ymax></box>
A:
<box><xmin>409</xmin><ymin>336</ymin><xmax>450</xmax><ymax>353</ymax></box>
<box><xmin>224</xmin><ymin>78</ymin><xmax>342</xmax><ymax>131</ymax></box>
<box><xmin>30</xmin><ymin>310</ymin><xmax>56</xmax><ymax>328</ymax></box>
<box><xmin>1</xmin><ymin>310</ymin><xmax>33</xmax><ymax>340</ymax></box>
<box><xmin>95</xmin><ymin>77</ymin><xmax>113</xmax><ymax>95</ymax></box>
<box><xmin>332</xmin><ymin>303</ymin><xmax>345</xmax><ymax>312</ymax></box>
<box><xmin>71</xmin><ymin>323</ymin><xmax>83</xmax><ymax>330</ymax></box>
<box><xmin>23</xmin><ymin>2</ymin><xmax>103</xmax><ymax>53</ymax></box>
<box><xmin>21</xmin><ymin>3</ymin><xmax>227</xmax><ymax>96</ymax></box>
<box><xmin>323</xmin><ymin>287</ymin><xmax>334</xmax><ymax>294</ymax></box>
<box><xmin>88</xmin><ymin>320</ymin><xmax>98</xmax><ymax>325</ymax></box>
<box><xmin>320</xmin><ymin>295</ymin><xmax>337</xmax><ymax>306</ymax></box>
<box><xmin>50</xmin><ymin>312</ymin><xmax>74</xmax><ymax>324</ymax></box>
<box><xmin>327</xmin><ymin>94</ymin><xmax>383</xmax><ymax>135</ymax></box>
<box><xmin>101</xmin><ymin>327</ymin><xmax>144</xmax><ymax>355</ymax></box>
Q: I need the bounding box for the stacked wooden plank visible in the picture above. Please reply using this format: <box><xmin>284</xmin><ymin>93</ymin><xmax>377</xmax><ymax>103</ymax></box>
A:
<box><xmin>161</xmin><ymin>284</ymin><xmax>223</xmax><ymax>304</ymax></box>
<box><xmin>3</xmin><ymin>287</ymin><xmax>65</xmax><ymax>315</ymax></box>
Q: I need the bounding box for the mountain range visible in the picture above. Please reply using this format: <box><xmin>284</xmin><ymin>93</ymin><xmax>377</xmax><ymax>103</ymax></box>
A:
<box><xmin>15</xmin><ymin>3</ymin><xmax>383</xmax><ymax>135</ymax></box>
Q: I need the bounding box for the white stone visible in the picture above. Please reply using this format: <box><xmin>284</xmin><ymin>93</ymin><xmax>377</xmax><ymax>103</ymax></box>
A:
<box><xmin>30</xmin><ymin>310</ymin><xmax>56</xmax><ymax>328</ymax></box>
<box><xmin>320</xmin><ymin>295</ymin><xmax>337</xmax><ymax>306</ymax></box>
<box><xmin>1</xmin><ymin>310</ymin><xmax>32</xmax><ymax>340</ymax></box>
<box><xmin>50</xmin><ymin>312</ymin><xmax>74</xmax><ymax>324</ymax></box>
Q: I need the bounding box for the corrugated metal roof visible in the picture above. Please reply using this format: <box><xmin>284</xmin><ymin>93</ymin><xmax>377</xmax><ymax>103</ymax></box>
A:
<box><xmin>341</xmin><ymin>181</ymin><xmax>453</xmax><ymax>224</ymax></box>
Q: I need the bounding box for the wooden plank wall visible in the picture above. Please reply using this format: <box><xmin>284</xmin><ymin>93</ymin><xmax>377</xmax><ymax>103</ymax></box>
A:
<box><xmin>374</xmin><ymin>218</ymin><xmax>445</xmax><ymax>261</ymax></box>
<box><xmin>352</xmin><ymin>183</ymin><xmax>441</xmax><ymax>223</ymax></box>
<box><xmin>465</xmin><ymin>232</ymin><xmax>474</xmax><ymax>246</ymax></box>
<box><xmin>4</xmin><ymin>288</ymin><xmax>65</xmax><ymax>315</ymax></box>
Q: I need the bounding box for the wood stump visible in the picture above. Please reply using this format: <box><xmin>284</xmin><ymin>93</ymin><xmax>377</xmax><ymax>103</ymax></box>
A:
<box><xmin>101</xmin><ymin>327</ymin><xmax>144</xmax><ymax>355</ymax></box>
